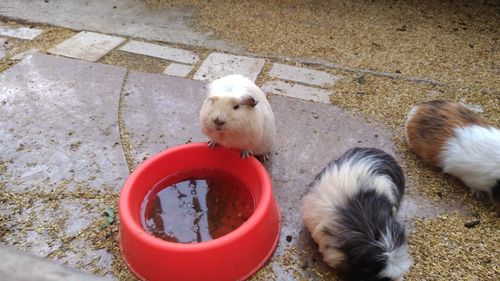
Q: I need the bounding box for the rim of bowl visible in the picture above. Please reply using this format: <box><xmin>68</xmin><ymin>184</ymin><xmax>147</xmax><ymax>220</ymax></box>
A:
<box><xmin>119</xmin><ymin>142</ymin><xmax>273</xmax><ymax>252</ymax></box>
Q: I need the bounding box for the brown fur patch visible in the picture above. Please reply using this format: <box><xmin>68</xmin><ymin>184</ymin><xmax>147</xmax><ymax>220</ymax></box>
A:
<box><xmin>406</xmin><ymin>100</ymin><xmax>486</xmax><ymax>167</ymax></box>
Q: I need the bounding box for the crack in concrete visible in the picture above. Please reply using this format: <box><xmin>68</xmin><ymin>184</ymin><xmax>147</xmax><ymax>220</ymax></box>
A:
<box><xmin>117</xmin><ymin>71</ymin><xmax>135</xmax><ymax>173</ymax></box>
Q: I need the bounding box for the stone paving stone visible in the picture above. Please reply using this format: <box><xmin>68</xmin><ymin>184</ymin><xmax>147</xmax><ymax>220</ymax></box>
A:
<box><xmin>1</xmin><ymin>198</ymin><xmax>110</xmax><ymax>266</ymax></box>
<box><xmin>48</xmin><ymin>31</ymin><xmax>126</xmax><ymax>61</ymax></box>
<box><xmin>163</xmin><ymin>63</ymin><xmax>194</xmax><ymax>77</ymax></box>
<box><xmin>193</xmin><ymin>52</ymin><xmax>265</xmax><ymax>82</ymax></box>
<box><xmin>0</xmin><ymin>53</ymin><xmax>129</xmax><ymax>192</ymax></box>
<box><xmin>120</xmin><ymin>40</ymin><xmax>199</xmax><ymax>64</ymax></box>
<box><xmin>262</xmin><ymin>80</ymin><xmax>332</xmax><ymax>104</ymax></box>
<box><xmin>116</xmin><ymin>72</ymin><xmax>466</xmax><ymax>279</ymax></box>
<box><xmin>0</xmin><ymin>245</ymin><xmax>108</xmax><ymax>281</ymax></box>
<box><xmin>266</xmin><ymin>96</ymin><xmax>468</xmax><ymax>279</ymax></box>
<box><xmin>267</xmin><ymin>95</ymin><xmax>396</xmax><ymax>258</ymax></box>
<box><xmin>0</xmin><ymin>53</ymin><xmax>129</xmax><ymax>276</ymax></box>
<box><xmin>120</xmin><ymin>72</ymin><xmax>403</xmax><ymax>279</ymax></box>
<box><xmin>10</xmin><ymin>48</ymin><xmax>39</xmax><ymax>60</ymax></box>
<box><xmin>123</xmin><ymin>72</ymin><xmax>207</xmax><ymax>165</ymax></box>
<box><xmin>0</xmin><ymin>25</ymin><xmax>43</xmax><ymax>40</ymax></box>
<box><xmin>269</xmin><ymin>63</ymin><xmax>341</xmax><ymax>86</ymax></box>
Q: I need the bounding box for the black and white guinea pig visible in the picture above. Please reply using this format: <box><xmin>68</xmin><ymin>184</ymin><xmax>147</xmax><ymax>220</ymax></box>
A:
<box><xmin>301</xmin><ymin>147</ymin><xmax>411</xmax><ymax>281</ymax></box>
<box><xmin>199</xmin><ymin>74</ymin><xmax>276</xmax><ymax>161</ymax></box>
<box><xmin>405</xmin><ymin>100</ymin><xmax>500</xmax><ymax>213</ymax></box>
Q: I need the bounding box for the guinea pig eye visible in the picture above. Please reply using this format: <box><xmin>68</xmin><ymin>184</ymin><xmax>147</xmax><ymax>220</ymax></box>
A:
<box><xmin>233</xmin><ymin>104</ymin><xmax>240</xmax><ymax>110</ymax></box>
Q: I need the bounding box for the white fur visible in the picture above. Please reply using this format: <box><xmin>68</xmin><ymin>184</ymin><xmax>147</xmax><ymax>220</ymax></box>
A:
<box><xmin>199</xmin><ymin>74</ymin><xmax>275</xmax><ymax>155</ymax></box>
<box><xmin>404</xmin><ymin>106</ymin><xmax>419</xmax><ymax>142</ymax></box>
<box><xmin>378</xmin><ymin>228</ymin><xmax>412</xmax><ymax>280</ymax></box>
<box><xmin>301</xmin><ymin>155</ymin><xmax>399</xmax><ymax>268</ymax></box>
<box><xmin>208</xmin><ymin>74</ymin><xmax>265</xmax><ymax>100</ymax></box>
<box><xmin>441</xmin><ymin>125</ymin><xmax>500</xmax><ymax>194</ymax></box>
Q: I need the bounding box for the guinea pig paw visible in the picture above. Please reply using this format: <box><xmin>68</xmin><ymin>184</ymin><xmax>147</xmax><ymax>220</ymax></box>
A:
<box><xmin>207</xmin><ymin>140</ymin><xmax>218</xmax><ymax>148</ymax></box>
<box><xmin>470</xmin><ymin>189</ymin><xmax>484</xmax><ymax>198</ymax></box>
<box><xmin>240</xmin><ymin>150</ymin><xmax>253</xmax><ymax>159</ymax></box>
<box><xmin>257</xmin><ymin>153</ymin><xmax>271</xmax><ymax>162</ymax></box>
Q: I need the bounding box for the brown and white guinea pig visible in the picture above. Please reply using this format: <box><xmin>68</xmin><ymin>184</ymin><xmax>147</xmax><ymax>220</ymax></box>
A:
<box><xmin>405</xmin><ymin>100</ymin><xmax>500</xmax><ymax>212</ymax></box>
<box><xmin>199</xmin><ymin>74</ymin><xmax>276</xmax><ymax>161</ymax></box>
<box><xmin>301</xmin><ymin>147</ymin><xmax>411</xmax><ymax>281</ymax></box>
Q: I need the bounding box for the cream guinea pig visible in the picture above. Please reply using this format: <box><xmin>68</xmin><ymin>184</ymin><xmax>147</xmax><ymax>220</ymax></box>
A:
<box><xmin>301</xmin><ymin>147</ymin><xmax>411</xmax><ymax>281</ymax></box>
<box><xmin>199</xmin><ymin>74</ymin><xmax>276</xmax><ymax>161</ymax></box>
<box><xmin>405</xmin><ymin>100</ymin><xmax>500</xmax><ymax>213</ymax></box>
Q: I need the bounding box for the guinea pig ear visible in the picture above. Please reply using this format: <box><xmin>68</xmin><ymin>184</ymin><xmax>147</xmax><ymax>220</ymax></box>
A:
<box><xmin>207</xmin><ymin>96</ymin><xmax>218</xmax><ymax>104</ymax></box>
<box><xmin>241</xmin><ymin>95</ymin><xmax>259</xmax><ymax>107</ymax></box>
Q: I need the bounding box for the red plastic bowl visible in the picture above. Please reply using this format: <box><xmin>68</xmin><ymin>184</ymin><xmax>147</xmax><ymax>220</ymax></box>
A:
<box><xmin>119</xmin><ymin>143</ymin><xmax>280</xmax><ymax>281</ymax></box>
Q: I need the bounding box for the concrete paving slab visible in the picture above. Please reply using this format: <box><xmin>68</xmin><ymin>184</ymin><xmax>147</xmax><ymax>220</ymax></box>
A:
<box><xmin>2</xmin><ymin>197</ymin><xmax>111</xmax><ymax>265</ymax></box>
<box><xmin>0</xmin><ymin>25</ymin><xmax>43</xmax><ymax>40</ymax></box>
<box><xmin>120</xmin><ymin>72</ymin><xmax>448</xmax><ymax>279</ymax></box>
<box><xmin>120</xmin><ymin>40</ymin><xmax>199</xmax><ymax>64</ymax></box>
<box><xmin>48</xmin><ymin>31</ymin><xmax>126</xmax><ymax>62</ymax></box>
<box><xmin>266</xmin><ymin>95</ymin><xmax>400</xmax><ymax>278</ymax></box>
<box><xmin>0</xmin><ymin>53</ymin><xmax>129</xmax><ymax>193</ymax></box>
<box><xmin>0</xmin><ymin>54</ymin><xmax>129</xmax><ymax>277</ymax></box>
<box><xmin>262</xmin><ymin>80</ymin><xmax>332</xmax><ymax>104</ymax></box>
<box><xmin>0</xmin><ymin>245</ymin><xmax>108</xmax><ymax>281</ymax></box>
<box><xmin>0</xmin><ymin>0</ymin><xmax>242</xmax><ymax>53</ymax></box>
<box><xmin>0</xmin><ymin>69</ymin><xmax>456</xmax><ymax>279</ymax></box>
<box><xmin>122</xmin><ymin>72</ymin><xmax>207</xmax><ymax>166</ymax></box>
<box><xmin>2</xmin><ymin>199</ymin><xmax>63</xmax><ymax>257</ymax></box>
<box><xmin>122</xmin><ymin>75</ymin><xmax>404</xmax><ymax>278</ymax></box>
<box><xmin>10</xmin><ymin>48</ymin><xmax>39</xmax><ymax>60</ymax></box>
<box><xmin>193</xmin><ymin>52</ymin><xmax>265</xmax><ymax>82</ymax></box>
<box><xmin>269</xmin><ymin>63</ymin><xmax>341</xmax><ymax>86</ymax></box>
<box><xmin>163</xmin><ymin>63</ymin><xmax>194</xmax><ymax>77</ymax></box>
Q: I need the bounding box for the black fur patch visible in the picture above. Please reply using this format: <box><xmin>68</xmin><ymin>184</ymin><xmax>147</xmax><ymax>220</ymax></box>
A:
<box><xmin>333</xmin><ymin>189</ymin><xmax>406</xmax><ymax>281</ymax></box>
<box><xmin>352</xmin><ymin>148</ymin><xmax>405</xmax><ymax>202</ymax></box>
<box><xmin>491</xmin><ymin>180</ymin><xmax>500</xmax><ymax>203</ymax></box>
<box><xmin>314</xmin><ymin>148</ymin><xmax>405</xmax><ymax>204</ymax></box>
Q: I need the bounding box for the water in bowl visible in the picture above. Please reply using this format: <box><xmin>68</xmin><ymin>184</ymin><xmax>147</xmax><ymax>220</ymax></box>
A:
<box><xmin>141</xmin><ymin>169</ymin><xmax>255</xmax><ymax>243</ymax></box>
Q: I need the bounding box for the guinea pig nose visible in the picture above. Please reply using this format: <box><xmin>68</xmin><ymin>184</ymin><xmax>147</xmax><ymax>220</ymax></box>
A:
<box><xmin>213</xmin><ymin>118</ymin><xmax>225</xmax><ymax>126</ymax></box>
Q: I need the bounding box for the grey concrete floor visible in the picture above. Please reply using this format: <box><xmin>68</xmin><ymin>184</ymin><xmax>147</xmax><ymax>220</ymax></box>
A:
<box><xmin>0</xmin><ymin>244</ymin><xmax>108</xmax><ymax>281</ymax></box>
<box><xmin>0</xmin><ymin>0</ymin><xmax>242</xmax><ymax>52</ymax></box>
<box><xmin>0</xmin><ymin>53</ymin><xmax>465</xmax><ymax>280</ymax></box>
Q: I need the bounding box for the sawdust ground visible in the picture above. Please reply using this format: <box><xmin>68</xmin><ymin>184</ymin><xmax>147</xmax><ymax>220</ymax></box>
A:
<box><xmin>100</xmin><ymin>50</ymin><xmax>168</xmax><ymax>74</ymax></box>
<box><xmin>147</xmin><ymin>0</ymin><xmax>499</xmax><ymax>90</ymax></box>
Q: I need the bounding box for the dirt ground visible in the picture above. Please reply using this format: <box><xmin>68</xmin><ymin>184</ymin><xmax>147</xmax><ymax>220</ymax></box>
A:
<box><xmin>148</xmin><ymin>0</ymin><xmax>499</xmax><ymax>87</ymax></box>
